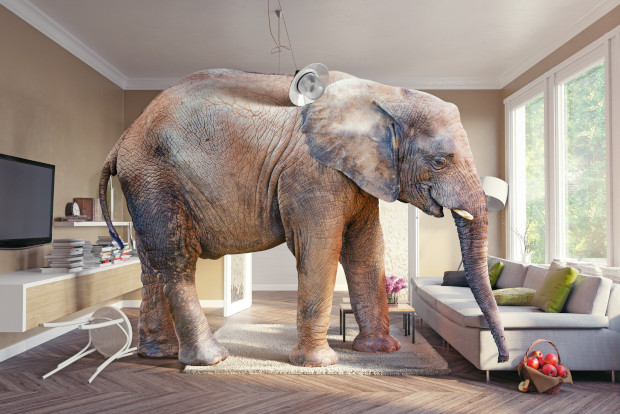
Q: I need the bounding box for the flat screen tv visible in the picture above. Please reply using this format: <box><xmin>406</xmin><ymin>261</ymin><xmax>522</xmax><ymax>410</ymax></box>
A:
<box><xmin>0</xmin><ymin>153</ymin><xmax>55</xmax><ymax>248</ymax></box>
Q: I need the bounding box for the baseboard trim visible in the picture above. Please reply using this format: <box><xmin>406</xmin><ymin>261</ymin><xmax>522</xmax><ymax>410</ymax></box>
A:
<box><xmin>199</xmin><ymin>300</ymin><xmax>224</xmax><ymax>308</ymax></box>
<box><xmin>253</xmin><ymin>284</ymin><xmax>349</xmax><ymax>292</ymax></box>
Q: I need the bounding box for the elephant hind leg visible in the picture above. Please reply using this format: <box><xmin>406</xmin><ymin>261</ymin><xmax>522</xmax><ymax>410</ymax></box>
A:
<box><xmin>136</xmin><ymin>237</ymin><xmax>179</xmax><ymax>358</ymax></box>
<box><xmin>135</xmin><ymin>206</ymin><xmax>228</xmax><ymax>366</ymax></box>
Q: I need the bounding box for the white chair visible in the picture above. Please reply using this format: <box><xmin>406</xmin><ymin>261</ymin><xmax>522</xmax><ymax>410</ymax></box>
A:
<box><xmin>41</xmin><ymin>306</ymin><xmax>137</xmax><ymax>383</ymax></box>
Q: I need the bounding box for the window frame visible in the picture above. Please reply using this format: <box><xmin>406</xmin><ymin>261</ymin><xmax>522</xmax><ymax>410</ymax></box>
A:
<box><xmin>505</xmin><ymin>26</ymin><xmax>620</xmax><ymax>266</ymax></box>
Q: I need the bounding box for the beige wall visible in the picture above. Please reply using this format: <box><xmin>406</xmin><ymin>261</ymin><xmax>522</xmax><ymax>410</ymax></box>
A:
<box><xmin>417</xmin><ymin>90</ymin><xmax>504</xmax><ymax>276</ymax></box>
<box><xmin>502</xmin><ymin>5</ymin><xmax>620</xmax><ymax>99</ymax></box>
<box><xmin>0</xmin><ymin>5</ymin><xmax>127</xmax><ymax>349</ymax></box>
<box><xmin>123</xmin><ymin>90</ymin><xmax>224</xmax><ymax>301</ymax></box>
<box><xmin>0</xmin><ymin>6</ymin><xmax>125</xmax><ymax>274</ymax></box>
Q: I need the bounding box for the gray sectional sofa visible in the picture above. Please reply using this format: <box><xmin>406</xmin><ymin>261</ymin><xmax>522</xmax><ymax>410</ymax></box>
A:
<box><xmin>410</xmin><ymin>257</ymin><xmax>619</xmax><ymax>380</ymax></box>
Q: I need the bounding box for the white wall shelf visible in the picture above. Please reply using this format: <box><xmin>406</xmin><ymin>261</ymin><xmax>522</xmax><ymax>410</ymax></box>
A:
<box><xmin>54</xmin><ymin>221</ymin><xmax>132</xmax><ymax>227</ymax></box>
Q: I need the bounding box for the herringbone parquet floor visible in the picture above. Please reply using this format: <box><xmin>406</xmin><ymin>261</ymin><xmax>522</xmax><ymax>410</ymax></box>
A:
<box><xmin>0</xmin><ymin>291</ymin><xmax>617</xmax><ymax>414</ymax></box>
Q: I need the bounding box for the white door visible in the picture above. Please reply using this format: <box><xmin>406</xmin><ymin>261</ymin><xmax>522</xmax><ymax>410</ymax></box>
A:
<box><xmin>223</xmin><ymin>253</ymin><xmax>252</xmax><ymax>316</ymax></box>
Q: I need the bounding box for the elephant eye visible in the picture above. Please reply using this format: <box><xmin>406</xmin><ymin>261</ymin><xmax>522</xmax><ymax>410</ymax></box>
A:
<box><xmin>432</xmin><ymin>157</ymin><xmax>448</xmax><ymax>170</ymax></box>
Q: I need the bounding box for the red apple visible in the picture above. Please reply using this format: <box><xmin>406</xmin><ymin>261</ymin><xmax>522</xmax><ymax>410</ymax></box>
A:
<box><xmin>543</xmin><ymin>353</ymin><xmax>558</xmax><ymax>366</ymax></box>
<box><xmin>556</xmin><ymin>364</ymin><xmax>568</xmax><ymax>378</ymax></box>
<box><xmin>526</xmin><ymin>356</ymin><xmax>540</xmax><ymax>370</ymax></box>
<box><xmin>518</xmin><ymin>379</ymin><xmax>530</xmax><ymax>392</ymax></box>
<box><xmin>542</xmin><ymin>364</ymin><xmax>557</xmax><ymax>377</ymax></box>
<box><xmin>528</xmin><ymin>350</ymin><xmax>543</xmax><ymax>364</ymax></box>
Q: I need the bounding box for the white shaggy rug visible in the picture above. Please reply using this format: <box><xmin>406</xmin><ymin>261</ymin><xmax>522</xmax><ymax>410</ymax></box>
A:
<box><xmin>184</xmin><ymin>324</ymin><xmax>449</xmax><ymax>376</ymax></box>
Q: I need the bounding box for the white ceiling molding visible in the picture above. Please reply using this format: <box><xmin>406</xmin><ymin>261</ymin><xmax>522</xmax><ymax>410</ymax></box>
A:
<box><xmin>498</xmin><ymin>0</ymin><xmax>620</xmax><ymax>87</ymax></box>
<box><xmin>0</xmin><ymin>0</ymin><xmax>128</xmax><ymax>89</ymax></box>
<box><xmin>381</xmin><ymin>77</ymin><xmax>503</xmax><ymax>91</ymax></box>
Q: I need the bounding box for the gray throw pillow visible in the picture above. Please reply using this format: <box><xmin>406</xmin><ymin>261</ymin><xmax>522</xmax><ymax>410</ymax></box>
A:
<box><xmin>442</xmin><ymin>271</ymin><xmax>468</xmax><ymax>287</ymax></box>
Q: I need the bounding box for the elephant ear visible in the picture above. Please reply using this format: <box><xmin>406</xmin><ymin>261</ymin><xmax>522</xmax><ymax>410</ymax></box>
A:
<box><xmin>300</xmin><ymin>79</ymin><xmax>400</xmax><ymax>202</ymax></box>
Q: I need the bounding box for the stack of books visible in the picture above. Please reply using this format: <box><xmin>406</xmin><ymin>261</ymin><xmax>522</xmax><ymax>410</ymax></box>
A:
<box><xmin>82</xmin><ymin>241</ymin><xmax>101</xmax><ymax>269</ymax></box>
<box><xmin>94</xmin><ymin>235</ymin><xmax>125</xmax><ymax>264</ymax></box>
<box><xmin>92</xmin><ymin>243</ymin><xmax>113</xmax><ymax>267</ymax></box>
<box><xmin>42</xmin><ymin>239</ymin><xmax>85</xmax><ymax>273</ymax></box>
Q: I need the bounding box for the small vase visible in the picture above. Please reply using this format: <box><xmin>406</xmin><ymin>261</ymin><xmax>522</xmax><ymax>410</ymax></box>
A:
<box><xmin>521</xmin><ymin>252</ymin><xmax>532</xmax><ymax>265</ymax></box>
<box><xmin>387</xmin><ymin>293</ymin><xmax>398</xmax><ymax>305</ymax></box>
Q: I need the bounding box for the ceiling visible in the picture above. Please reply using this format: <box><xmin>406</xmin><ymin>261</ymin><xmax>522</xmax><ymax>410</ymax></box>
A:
<box><xmin>2</xmin><ymin>0</ymin><xmax>620</xmax><ymax>90</ymax></box>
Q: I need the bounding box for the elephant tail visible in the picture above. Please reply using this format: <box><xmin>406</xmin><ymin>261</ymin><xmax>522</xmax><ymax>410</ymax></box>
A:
<box><xmin>99</xmin><ymin>140</ymin><xmax>125</xmax><ymax>250</ymax></box>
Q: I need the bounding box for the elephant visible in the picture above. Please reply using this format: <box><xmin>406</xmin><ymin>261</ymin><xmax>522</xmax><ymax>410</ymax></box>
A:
<box><xmin>99</xmin><ymin>68</ymin><xmax>509</xmax><ymax>367</ymax></box>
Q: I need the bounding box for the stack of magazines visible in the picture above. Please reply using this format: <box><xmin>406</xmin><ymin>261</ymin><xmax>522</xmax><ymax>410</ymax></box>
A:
<box><xmin>41</xmin><ymin>239</ymin><xmax>85</xmax><ymax>273</ymax></box>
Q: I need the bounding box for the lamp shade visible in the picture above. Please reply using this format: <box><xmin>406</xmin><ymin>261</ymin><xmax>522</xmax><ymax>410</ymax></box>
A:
<box><xmin>289</xmin><ymin>63</ymin><xmax>329</xmax><ymax>106</ymax></box>
<box><xmin>480</xmin><ymin>176</ymin><xmax>508</xmax><ymax>211</ymax></box>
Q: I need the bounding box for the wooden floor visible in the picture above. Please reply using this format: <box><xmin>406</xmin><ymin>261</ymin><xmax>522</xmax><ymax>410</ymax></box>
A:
<box><xmin>0</xmin><ymin>291</ymin><xmax>617</xmax><ymax>414</ymax></box>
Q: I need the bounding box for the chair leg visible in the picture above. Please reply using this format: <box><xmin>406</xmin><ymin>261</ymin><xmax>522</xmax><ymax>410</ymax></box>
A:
<box><xmin>486</xmin><ymin>371</ymin><xmax>490</xmax><ymax>383</ymax></box>
<box><xmin>42</xmin><ymin>347</ymin><xmax>97</xmax><ymax>379</ymax></box>
<box><xmin>612</xmin><ymin>370</ymin><xmax>615</xmax><ymax>383</ymax></box>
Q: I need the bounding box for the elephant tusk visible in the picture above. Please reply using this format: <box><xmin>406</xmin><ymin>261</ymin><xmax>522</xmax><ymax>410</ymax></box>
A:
<box><xmin>453</xmin><ymin>209</ymin><xmax>474</xmax><ymax>220</ymax></box>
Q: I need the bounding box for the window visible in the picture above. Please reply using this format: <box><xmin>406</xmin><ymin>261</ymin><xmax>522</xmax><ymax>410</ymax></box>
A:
<box><xmin>513</xmin><ymin>95</ymin><xmax>546</xmax><ymax>264</ymax></box>
<box><xmin>558</xmin><ymin>61</ymin><xmax>607</xmax><ymax>264</ymax></box>
<box><xmin>506</xmin><ymin>29</ymin><xmax>619</xmax><ymax>266</ymax></box>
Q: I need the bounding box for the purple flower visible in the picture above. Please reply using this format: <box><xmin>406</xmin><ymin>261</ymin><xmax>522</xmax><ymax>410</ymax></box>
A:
<box><xmin>385</xmin><ymin>275</ymin><xmax>407</xmax><ymax>294</ymax></box>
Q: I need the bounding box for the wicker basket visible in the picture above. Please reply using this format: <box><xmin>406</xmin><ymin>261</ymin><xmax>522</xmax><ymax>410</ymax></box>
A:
<box><xmin>517</xmin><ymin>339</ymin><xmax>573</xmax><ymax>394</ymax></box>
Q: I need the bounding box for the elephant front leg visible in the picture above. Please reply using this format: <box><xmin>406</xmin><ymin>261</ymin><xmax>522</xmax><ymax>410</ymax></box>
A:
<box><xmin>288</xmin><ymin>237</ymin><xmax>341</xmax><ymax>367</ymax></box>
<box><xmin>340</xmin><ymin>209</ymin><xmax>401</xmax><ymax>354</ymax></box>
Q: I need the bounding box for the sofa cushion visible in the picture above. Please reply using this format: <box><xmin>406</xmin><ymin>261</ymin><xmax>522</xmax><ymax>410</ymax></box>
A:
<box><xmin>415</xmin><ymin>281</ymin><xmax>473</xmax><ymax>308</ymax></box>
<box><xmin>531</xmin><ymin>262</ymin><xmax>578</xmax><ymax>313</ymax></box>
<box><xmin>523</xmin><ymin>264</ymin><xmax>550</xmax><ymax>290</ymax></box>
<box><xmin>493</xmin><ymin>257</ymin><xmax>528</xmax><ymax>289</ymax></box>
<box><xmin>442</xmin><ymin>271</ymin><xmax>468</xmax><ymax>287</ymax></box>
<box><xmin>434</xmin><ymin>298</ymin><xmax>609</xmax><ymax>329</ymax></box>
<box><xmin>493</xmin><ymin>288</ymin><xmax>536</xmax><ymax>306</ymax></box>
<box><xmin>563</xmin><ymin>274</ymin><xmax>612</xmax><ymax>315</ymax></box>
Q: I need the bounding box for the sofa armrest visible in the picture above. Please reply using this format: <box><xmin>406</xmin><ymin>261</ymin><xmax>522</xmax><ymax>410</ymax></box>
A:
<box><xmin>607</xmin><ymin>283</ymin><xmax>620</xmax><ymax>333</ymax></box>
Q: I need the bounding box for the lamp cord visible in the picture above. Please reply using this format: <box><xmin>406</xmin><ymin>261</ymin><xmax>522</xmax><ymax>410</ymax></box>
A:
<box><xmin>267</xmin><ymin>0</ymin><xmax>298</xmax><ymax>74</ymax></box>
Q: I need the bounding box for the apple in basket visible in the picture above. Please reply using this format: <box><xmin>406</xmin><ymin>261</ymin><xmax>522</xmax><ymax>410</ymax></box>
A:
<box><xmin>543</xmin><ymin>353</ymin><xmax>558</xmax><ymax>366</ymax></box>
<box><xmin>556</xmin><ymin>364</ymin><xmax>568</xmax><ymax>378</ymax></box>
<box><xmin>542</xmin><ymin>364</ymin><xmax>558</xmax><ymax>377</ymax></box>
<box><xmin>528</xmin><ymin>350</ymin><xmax>544</xmax><ymax>365</ymax></box>
<box><xmin>526</xmin><ymin>356</ymin><xmax>540</xmax><ymax>370</ymax></box>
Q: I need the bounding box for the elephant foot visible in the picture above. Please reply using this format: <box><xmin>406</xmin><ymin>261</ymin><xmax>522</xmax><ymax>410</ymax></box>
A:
<box><xmin>289</xmin><ymin>342</ymin><xmax>338</xmax><ymax>367</ymax></box>
<box><xmin>353</xmin><ymin>333</ymin><xmax>401</xmax><ymax>353</ymax></box>
<box><xmin>138</xmin><ymin>333</ymin><xmax>179</xmax><ymax>358</ymax></box>
<box><xmin>179</xmin><ymin>337</ymin><xmax>230</xmax><ymax>366</ymax></box>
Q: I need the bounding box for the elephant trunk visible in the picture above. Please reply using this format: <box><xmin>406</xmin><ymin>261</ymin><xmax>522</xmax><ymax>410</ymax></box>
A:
<box><xmin>452</xmin><ymin>192</ymin><xmax>509</xmax><ymax>363</ymax></box>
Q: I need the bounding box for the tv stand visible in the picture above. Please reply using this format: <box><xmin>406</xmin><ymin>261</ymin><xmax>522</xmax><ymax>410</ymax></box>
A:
<box><xmin>0</xmin><ymin>258</ymin><xmax>141</xmax><ymax>332</ymax></box>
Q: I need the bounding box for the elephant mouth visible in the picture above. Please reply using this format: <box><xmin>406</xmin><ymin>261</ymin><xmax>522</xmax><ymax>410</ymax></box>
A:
<box><xmin>426</xmin><ymin>187</ymin><xmax>445</xmax><ymax>218</ymax></box>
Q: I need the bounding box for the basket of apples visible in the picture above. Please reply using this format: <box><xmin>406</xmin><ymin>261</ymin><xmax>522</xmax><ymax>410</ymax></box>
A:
<box><xmin>517</xmin><ymin>339</ymin><xmax>573</xmax><ymax>394</ymax></box>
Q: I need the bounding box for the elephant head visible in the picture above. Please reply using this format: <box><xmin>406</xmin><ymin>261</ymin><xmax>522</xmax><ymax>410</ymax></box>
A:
<box><xmin>300</xmin><ymin>78</ymin><xmax>509</xmax><ymax>363</ymax></box>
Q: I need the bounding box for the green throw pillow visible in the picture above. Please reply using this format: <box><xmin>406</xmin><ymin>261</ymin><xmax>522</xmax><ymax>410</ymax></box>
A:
<box><xmin>488</xmin><ymin>261</ymin><xmax>504</xmax><ymax>288</ymax></box>
<box><xmin>493</xmin><ymin>288</ymin><xmax>536</xmax><ymax>306</ymax></box>
<box><xmin>531</xmin><ymin>261</ymin><xmax>578</xmax><ymax>313</ymax></box>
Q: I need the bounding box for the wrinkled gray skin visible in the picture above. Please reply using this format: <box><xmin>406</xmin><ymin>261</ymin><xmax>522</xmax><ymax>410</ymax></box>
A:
<box><xmin>100</xmin><ymin>69</ymin><xmax>509</xmax><ymax>367</ymax></box>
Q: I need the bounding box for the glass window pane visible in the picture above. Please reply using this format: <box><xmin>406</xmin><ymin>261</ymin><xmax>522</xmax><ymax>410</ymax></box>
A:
<box><xmin>560</xmin><ymin>61</ymin><xmax>607</xmax><ymax>264</ymax></box>
<box><xmin>524</xmin><ymin>97</ymin><xmax>546</xmax><ymax>264</ymax></box>
<box><xmin>513</xmin><ymin>95</ymin><xmax>546</xmax><ymax>263</ymax></box>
